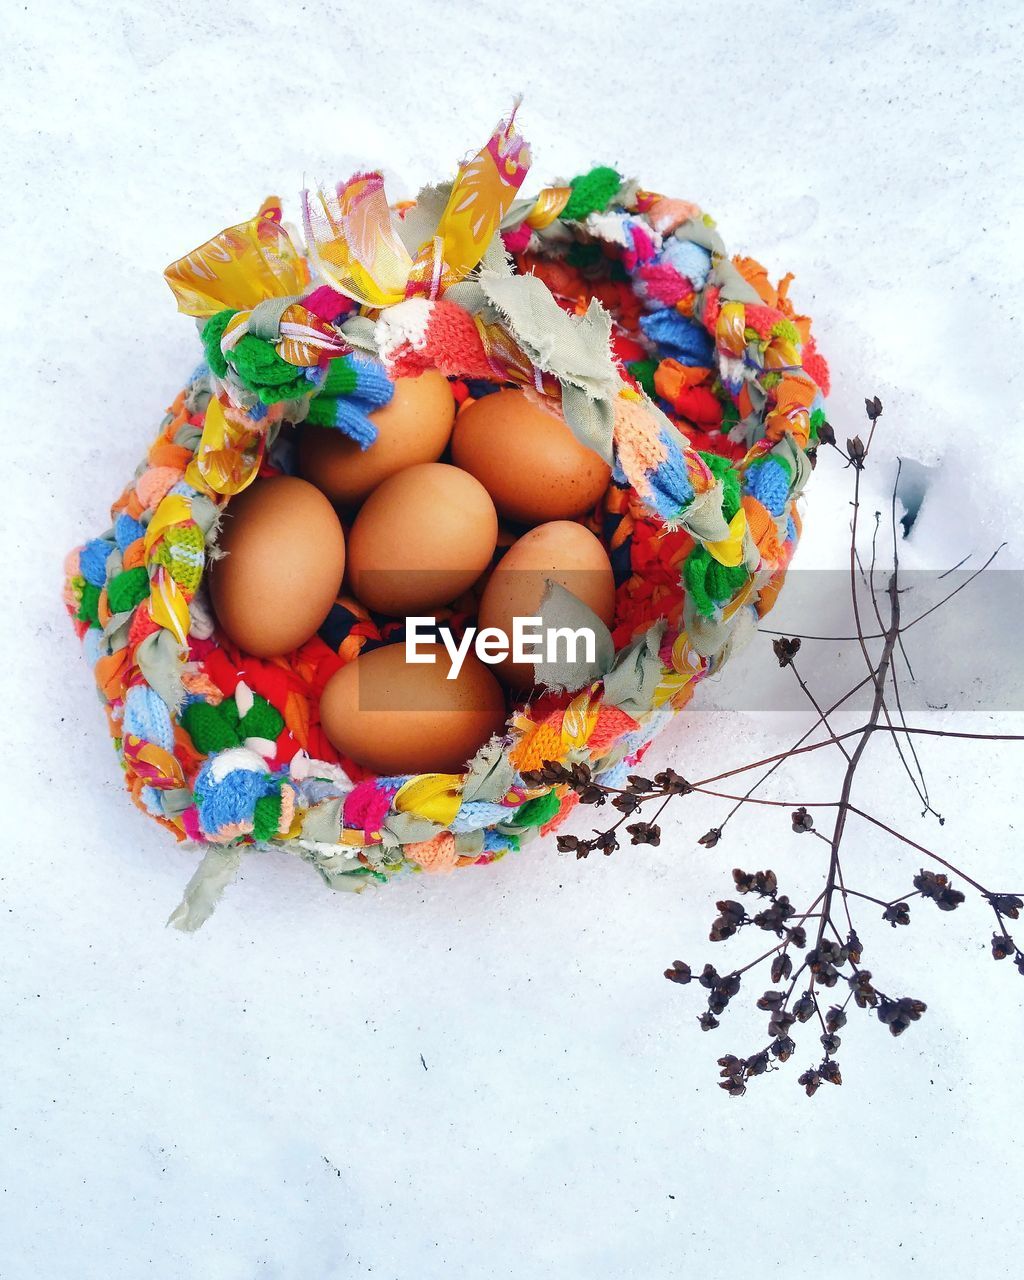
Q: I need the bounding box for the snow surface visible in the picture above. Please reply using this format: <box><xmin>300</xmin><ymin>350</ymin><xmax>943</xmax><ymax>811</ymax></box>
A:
<box><xmin>4</xmin><ymin>2</ymin><xmax>1024</xmax><ymax>1276</ymax></box>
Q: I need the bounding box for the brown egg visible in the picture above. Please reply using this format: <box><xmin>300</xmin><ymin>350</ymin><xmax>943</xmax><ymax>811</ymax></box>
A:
<box><xmin>478</xmin><ymin>520</ymin><xmax>616</xmax><ymax>688</ymax></box>
<box><xmin>347</xmin><ymin>463</ymin><xmax>498</xmax><ymax>615</ymax></box>
<box><xmin>320</xmin><ymin>642</ymin><xmax>507</xmax><ymax>774</ymax></box>
<box><xmin>298</xmin><ymin>370</ymin><xmax>455</xmax><ymax>507</ymax></box>
<box><xmin>208</xmin><ymin>475</ymin><xmax>345</xmax><ymax>657</ymax></box>
<box><xmin>451</xmin><ymin>388</ymin><xmax>611</xmax><ymax>525</ymax></box>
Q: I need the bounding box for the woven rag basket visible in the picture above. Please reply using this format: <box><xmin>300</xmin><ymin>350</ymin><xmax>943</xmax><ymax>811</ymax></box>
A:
<box><xmin>64</xmin><ymin>107</ymin><xmax>829</xmax><ymax>927</ymax></box>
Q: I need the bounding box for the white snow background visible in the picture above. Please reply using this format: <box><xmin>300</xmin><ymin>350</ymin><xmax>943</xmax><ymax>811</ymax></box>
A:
<box><xmin>4</xmin><ymin>2</ymin><xmax>1023</xmax><ymax>1276</ymax></box>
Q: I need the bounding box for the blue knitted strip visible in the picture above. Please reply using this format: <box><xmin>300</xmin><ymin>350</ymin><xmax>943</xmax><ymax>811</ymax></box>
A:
<box><xmin>83</xmin><ymin>627</ymin><xmax>104</xmax><ymax>668</ymax></box>
<box><xmin>660</xmin><ymin>237</ymin><xmax>712</xmax><ymax>288</ymax></box>
<box><xmin>644</xmin><ymin>427</ymin><xmax>696</xmax><ymax>521</ymax></box>
<box><xmin>296</xmin><ymin>779</ymin><xmax>341</xmax><ymax>806</ymax></box>
<box><xmin>594</xmin><ymin>760</ymin><xmax>629</xmax><ymax>790</ymax></box>
<box><xmin>80</xmin><ymin>538</ymin><xmax>114</xmax><ymax>587</ymax></box>
<box><xmin>123</xmin><ymin>685</ymin><xmax>175</xmax><ymax>752</ymax></box>
<box><xmin>451</xmin><ymin>800</ymin><xmax>512</xmax><ymax>833</ymax></box>
<box><xmin>193</xmin><ymin>759</ymin><xmax>278</xmax><ymax>834</ymax></box>
<box><xmin>639</xmin><ymin>310</ymin><xmax>715</xmax><ymax>366</ymax></box>
<box><xmin>114</xmin><ymin>513</ymin><xmax>146</xmax><ymax>551</ymax></box>
<box><xmin>328</xmin><ymin>398</ymin><xmax>379</xmax><ymax>449</ymax></box>
<box><xmin>140</xmin><ymin>785</ymin><xmax>165</xmax><ymax>817</ymax></box>
<box><xmin>349</xmin><ymin>354</ymin><xmax>395</xmax><ymax>409</ymax></box>
<box><xmin>744</xmin><ymin>457</ymin><xmax>792</xmax><ymax>516</ymax></box>
<box><xmin>483</xmin><ymin>829</ymin><xmax>516</xmax><ymax>853</ymax></box>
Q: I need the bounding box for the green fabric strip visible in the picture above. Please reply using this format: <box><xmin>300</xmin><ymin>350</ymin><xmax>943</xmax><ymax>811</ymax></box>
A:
<box><xmin>167</xmin><ymin>846</ymin><xmax>242</xmax><ymax>932</ymax></box>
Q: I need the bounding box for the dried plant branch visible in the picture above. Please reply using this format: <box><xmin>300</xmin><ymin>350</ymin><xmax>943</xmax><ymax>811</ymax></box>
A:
<box><xmin>526</xmin><ymin>396</ymin><xmax>1024</xmax><ymax>1096</ymax></box>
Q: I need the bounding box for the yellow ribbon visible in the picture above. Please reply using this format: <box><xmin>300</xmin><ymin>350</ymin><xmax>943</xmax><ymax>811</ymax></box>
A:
<box><xmin>144</xmin><ymin>494</ymin><xmax>192</xmax><ymax>553</ymax></box>
<box><xmin>185</xmin><ymin>397</ymin><xmax>265</xmax><ymax>497</ymax></box>
<box><xmin>149</xmin><ymin>567</ymin><xmax>191</xmax><ymax>647</ymax></box>
<box><xmin>405</xmin><ymin>112</ymin><xmax>531</xmax><ymax>296</ymax></box>
<box><xmin>166</xmin><ymin>109</ymin><xmax>543</xmax><ymax>320</ymax></box>
<box><xmin>145</xmin><ymin>493</ymin><xmax>197</xmax><ymax>647</ymax></box>
<box><xmin>560</xmin><ymin>687</ymin><xmax>602</xmax><ymax>751</ymax></box>
<box><xmin>394</xmin><ymin>774</ymin><xmax>464</xmax><ymax>826</ymax></box>
<box><xmin>652</xmin><ymin>632</ymin><xmax>705</xmax><ymax>709</ymax></box>
<box><xmin>762</xmin><ymin>336</ymin><xmax>801</xmax><ymax>371</ymax></box>
<box><xmin>705</xmin><ymin>507</ymin><xmax>748</xmax><ymax>567</ymax></box>
<box><xmin>304</xmin><ymin>172</ymin><xmax>413</xmax><ymax>308</ymax></box>
<box><xmin>306</xmin><ymin>107</ymin><xmax>532</xmax><ymax>308</ymax></box>
<box><xmin>164</xmin><ymin>201</ymin><xmax>308</xmax><ymax>318</ymax></box>
<box><xmin>716</xmin><ymin>301</ymin><xmax>747</xmax><ymax>359</ymax></box>
<box><xmin>125</xmin><ymin>736</ymin><xmax>185</xmax><ymax>787</ymax></box>
<box><xmin>525</xmin><ymin>186</ymin><xmax>571</xmax><ymax>229</ymax></box>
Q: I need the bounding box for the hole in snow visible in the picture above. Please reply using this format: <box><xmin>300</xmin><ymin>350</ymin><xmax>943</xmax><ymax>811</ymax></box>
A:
<box><xmin>895</xmin><ymin>459</ymin><xmax>938</xmax><ymax>538</ymax></box>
